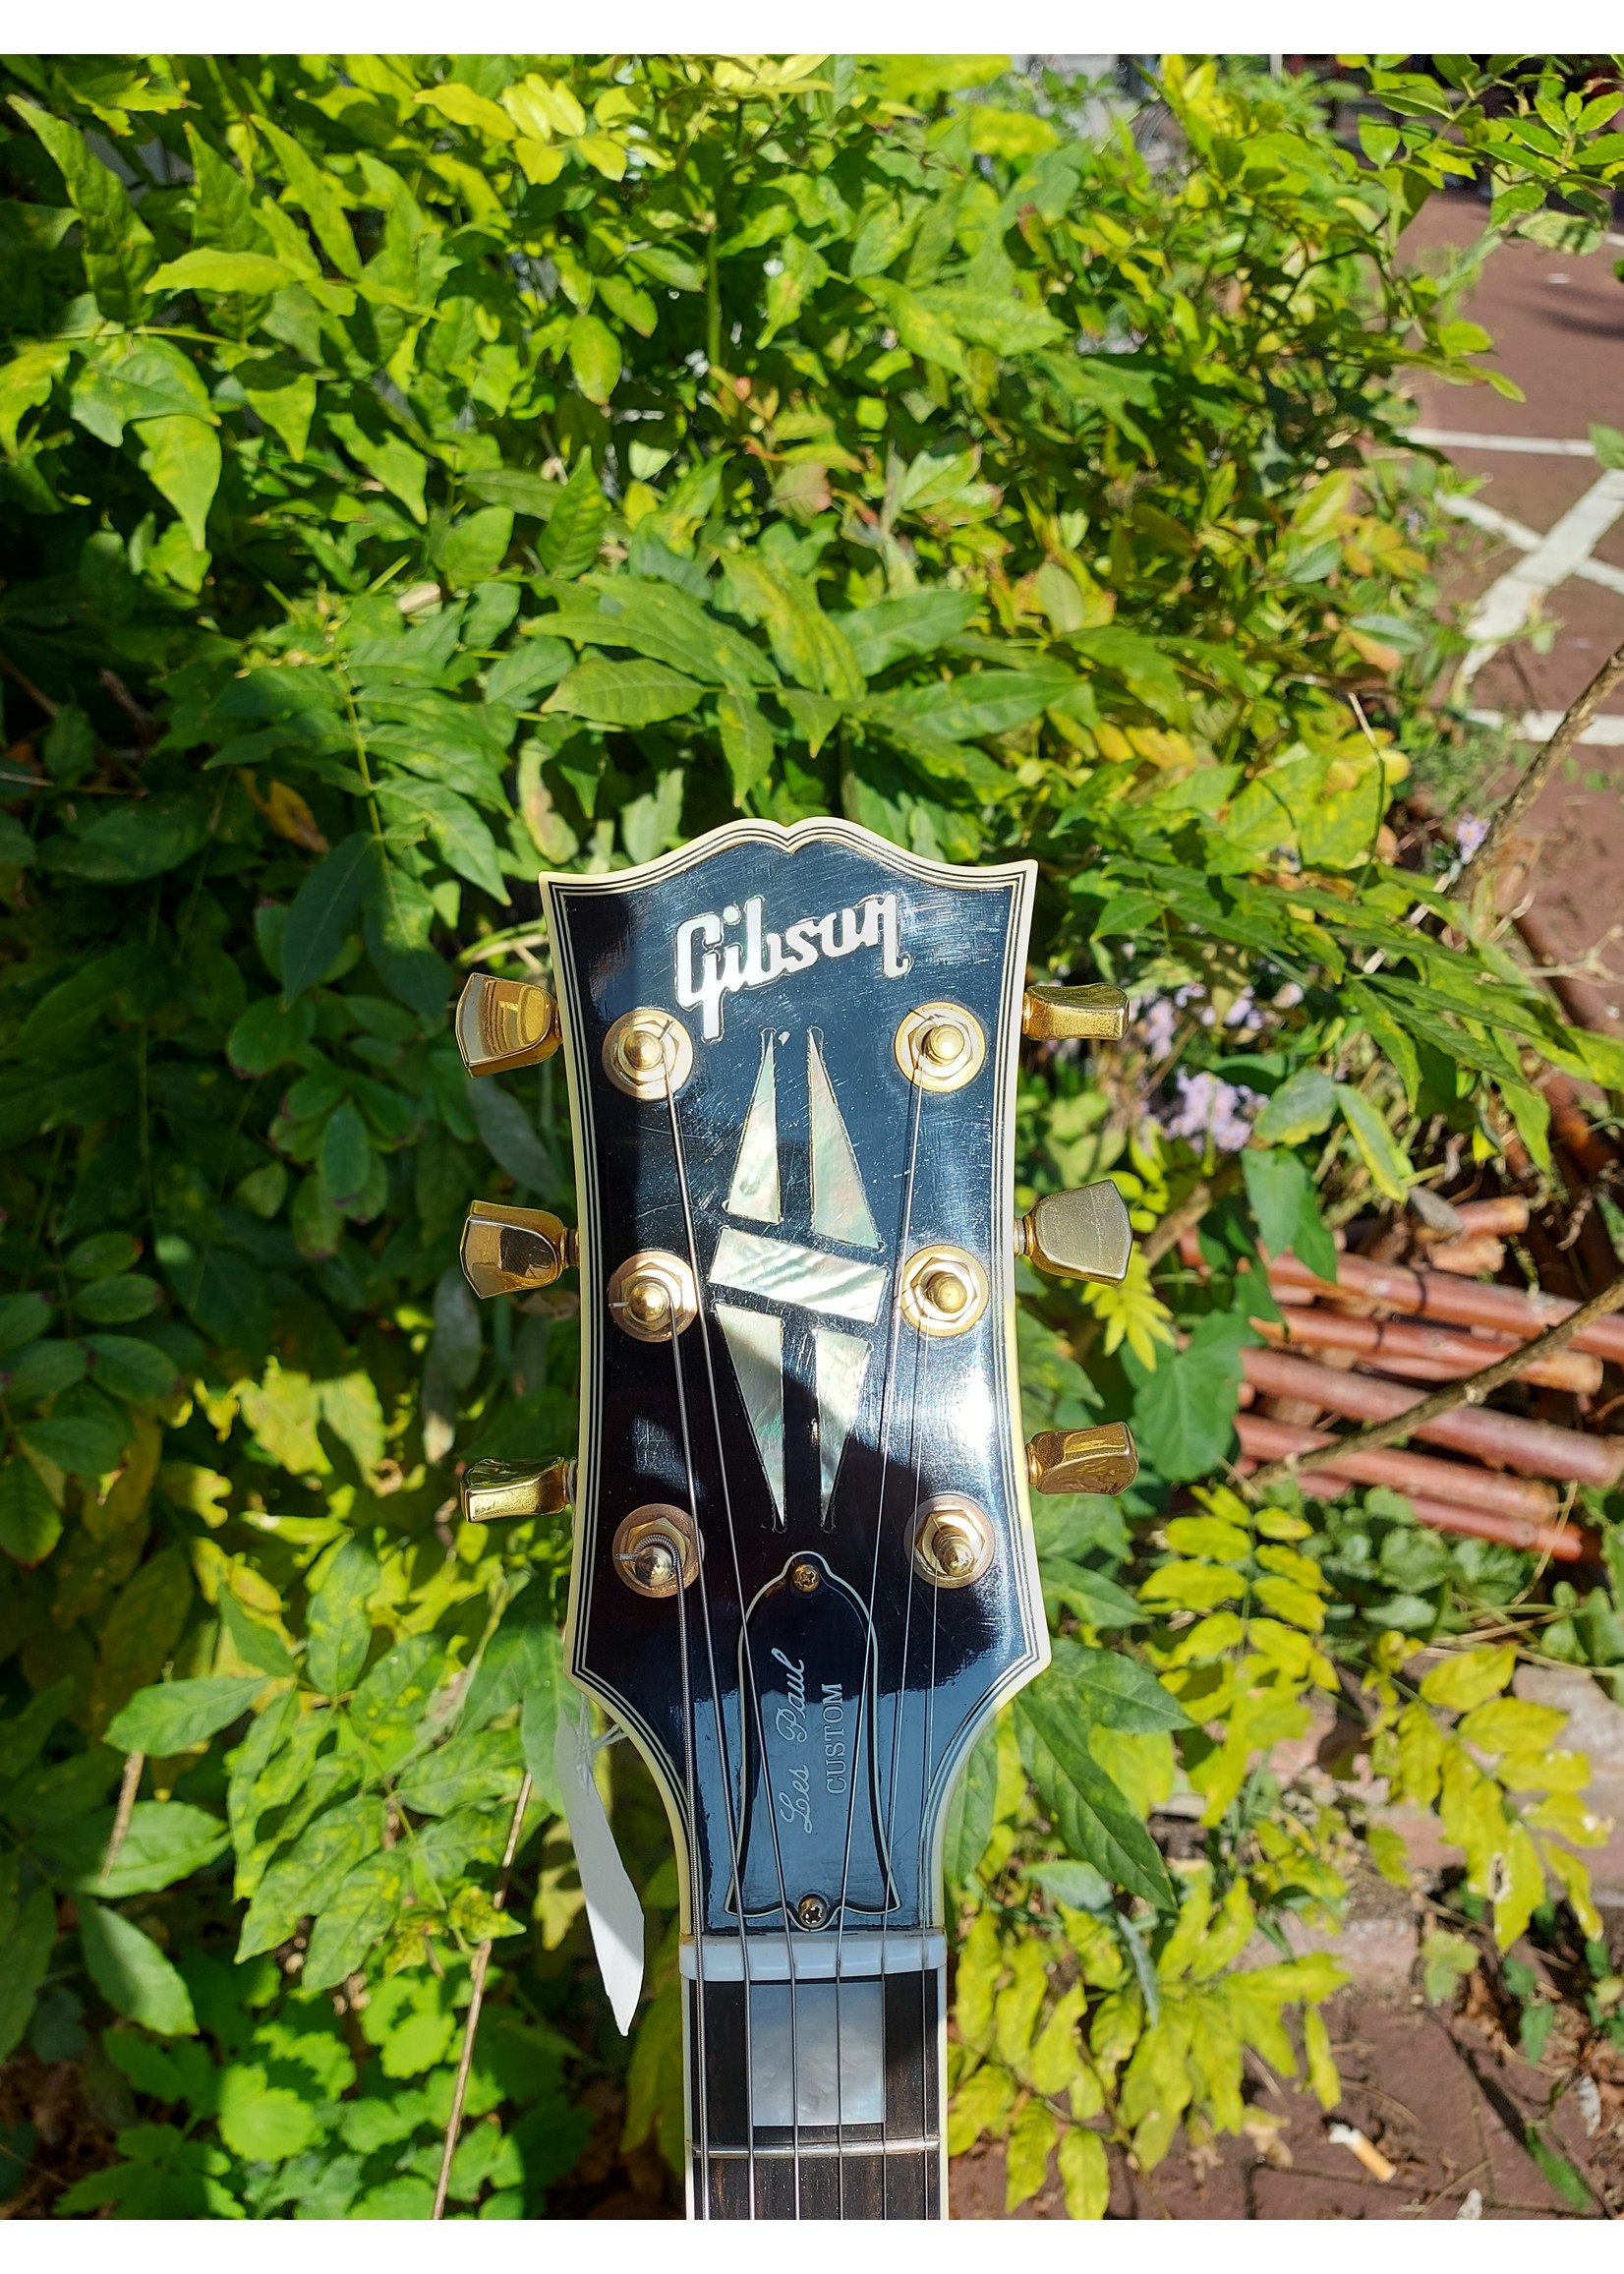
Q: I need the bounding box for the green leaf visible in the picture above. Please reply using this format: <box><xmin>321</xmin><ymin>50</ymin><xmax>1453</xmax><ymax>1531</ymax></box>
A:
<box><xmin>0</xmin><ymin>338</ymin><xmax>70</xmax><ymax>458</ymax></box>
<box><xmin>536</xmin><ymin>453</ymin><xmax>606</xmax><ymax>576</ymax></box>
<box><xmin>217</xmin><ymin>1591</ymin><xmax>298</xmax><ymax>1679</ymax></box>
<box><xmin>1131</xmin><ymin>1309</ymin><xmax>1254</xmax><ymax>1484</ymax></box>
<box><xmin>1335</xmin><ymin>1082</ymin><xmax>1413</xmax><ymax>1202</ymax></box>
<box><xmin>395</xmin><ymin>1725</ymin><xmax>524</xmax><ymax>1816</ymax></box>
<box><xmin>240</xmin><ymin>357</ymin><xmax>317</xmax><ymax>462</ymax></box>
<box><xmin>1030</xmin><ymin>1859</ymin><xmax>1114</xmax><ymax>1911</ymax></box>
<box><xmin>227</xmin><ymin>994</ymin><xmax>316</xmax><ymax>1077</ymax></box>
<box><xmin>0</xmin><ymin>1457</ymin><xmax>62</xmax><ymax>1565</ymax></box>
<box><xmin>577</xmin><ymin>580</ymin><xmax>776</xmax><ymax>690</ymax></box>
<box><xmin>881</xmin><ymin>668</ymin><xmax>1066</xmax><ymax>743</ymax></box>
<box><xmin>13</xmin><ymin>99</ymin><xmax>156</xmax><ymax>320</ymax></box>
<box><xmin>49</xmin><ymin>1801</ymin><xmax>229</xmax><ymax>1896</ymax></box>
<box><xmin>68</xmin><ymin>1232</ymin><xmax>140</xmax><ymax>1282</ymax></box>
<box><xmin>304</xmin><ymin>1535</ymin><xmax>378</xmax><ymax>1697</ymax></box>
<box><xmin>468</xmin><ymin>1074</ymin><xmax>553</xmax><ymax>1191</ymax></box>
<box><xmin>440</xmin><ymin>507</ymin><xmax>514</xmax><ymax>590</ymax></box>
<box><xmin>546</xmin><ymin>658</ymin><xmax>704</xmax><ymax>727</ymax></box>
<box><xmin>319</xmin><ymin>1100</ymin><xmax>373</xmax><ymax>1211</ymax></box>
<box><xmin>216</xmin><ymin>2063</ymin><xmax>323</xmax><ymax>2161</ymax></box>
<box><xmin>567</xmin><ymin>312</ymin><xmax>621</xmax><ymax>404</ymax></box>
<box><xmin>1252</xmin><ymin>1068</ymin><xmax>1337</xmax><ymax>1146</ymax></box>
<box><xmin>917</xmin><ymin>285</ymin><xmax>1066</xmax><ymax>356</ymax></box>
<box><xmin>77</xmin><ymin>1277</ymin><xmax>160</xmax><ymax>1326</ymax></box>
<box><xmin>86</xmin><ymin>1333</ymin><xmax>180</xmax><ymax>1404</ymax></box>
<box><xmin>0</xmin><ymin>1293</ymin><xmax>51</xmax><ymax>1353</ymax></box>
<box><xmin>838</xmin><ymin>591</ymin><xmax>978</xmax><ymax>676</ymax></box>
<box><xmin>1592</xmin><ymin>423</ymin><xmax>1624</xmax><ymax>474</ymax></box>
<box><xmin>325</xmin><ymin>412</ymin><xmax>427</xmax><ymax>522</ymax></box>
<box><xmin>135</xmin><ymin>415</ymin><xmax>221</xmax><ymax>552</ymax></box>
<box><xmin>280</xmin><ymin>833</ymin><xmax>376</xmax><ymax>1000</ymax></box>
<box><xmin>0</xmin><ymin>1889</ymin><xmax>56</xmax><ymax>2063</ymax></box>
<box><xmin>42</xmin><ymin>794</ymin><xmax>209</xmax><ymax>883</ymax></box>
<box><xmin>942</xmin><ymin>1720</ymin><xmax>1000</xmax><ymax>1883</ymax></box>
<box><xmin>106</xmin><ymin>1675</ymin><xmax>267</xmax><ymax>1755</ymax></box>
<box><xmin>146</xmin><ymin>248</ymin><xmax>293</xmax><ymax>296</ymax></box>
<box><xmin>718</xmin><ymin>690</ymin><xmax>775</xmax><ymax>803</ymax></box>
<box><xmin>1047</xmin><ymin>1637</ymin><xmax>1189</xmax><ymax>1733</ymax></box>
<box><xmin>1058</xmin><ymin>2125</ymin><xmax>1110</xmax><ymax>2220</ymax></box>
<box><xmin>80</xmin><ymin>1899</ymin><xmax>198</xmax><ymax>2035</ymax></box>
<box><xmin>237</xmin><ymin>1794</ymin><xmax>383</xmax><ymax>1960</ymax></box>
<box><xmin>377</xmin><ymin>781</ymin><xmax>507</xmax><ymax>902</ymax></box>
<box><xmin>302</xmin><ymin>1851</ymin><xmax>408</xmax><ymax>1992</ymax></box>
<box><xmin>1015</xmin><ymin>1686</ymin><xmax>1173</xmax><ymax>1908</ymax></box>
<box><xmin>19</xmin><ymin>1409</ymin><xmax>124</xmax><ymax>1479</ymax></box>
<box><xmin>0</xmin><ymin>1680</ymin><xmax>72</xmax><ymax>1781</ymax></box>
<box><xmin>868</xmin><ymin>282</ymin><xmax>967</xmax><ymax>377</ymax></box>
<box><xmin>1039</xmin><ymin>1558</ymin><xmax>1145</xmax><ymax>1629</ymax></box>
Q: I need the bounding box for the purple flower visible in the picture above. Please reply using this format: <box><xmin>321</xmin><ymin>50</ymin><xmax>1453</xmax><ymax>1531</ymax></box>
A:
<box><xmin>1454</xmin><ymin>812</ymin><xmax>1488</xmax><ymax>859</ymax></box>
<box><xmin>1155</xmin><ymin>1069</ymin><xmax>1261</xmax><ymax>1154</ymax></box>
<box><xmin>1135</xmin><ymin>984</ymin><xmax>1204</xmax><ymax>1065</ymax></box>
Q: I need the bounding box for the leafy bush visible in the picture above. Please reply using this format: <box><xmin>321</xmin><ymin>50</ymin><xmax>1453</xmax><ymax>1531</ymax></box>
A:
<box><xmin>2</xmin><ymin>51</ymin><xmax>1622</xmax><ymax>2216</ymax></box>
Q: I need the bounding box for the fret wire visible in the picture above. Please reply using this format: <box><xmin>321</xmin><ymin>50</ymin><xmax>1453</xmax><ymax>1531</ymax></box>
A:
<box><xmin>704</xmin><ymin>2139</ymin><xmax>941</xmax><ymax>2163</ymax></box>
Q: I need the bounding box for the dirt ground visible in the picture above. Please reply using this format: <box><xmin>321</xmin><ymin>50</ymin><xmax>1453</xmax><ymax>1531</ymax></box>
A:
<box><xmin>950</xmin><ymin>1984</ymin><xmax>1624</xmax><ymax>2222</ymax></box>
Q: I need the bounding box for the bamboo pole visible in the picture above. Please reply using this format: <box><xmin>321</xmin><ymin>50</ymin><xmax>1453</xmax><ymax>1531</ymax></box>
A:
<box><xmin>1267</xmin><ymin>1251</ymin><xmax>1624</xmax><ymax>1365</ymax></box>
<box><xmin>1246</xmin><ymin>1267</ymin><xmax>1624</xmax><ymax>1489</ymax></box>
<box><xmin>1252</xmin><ymin>1307</ymin><xmax>1601</xmax><ymax>1394</ymax></box>
<box><xmin>1241</xmin><ymin>1346</ymin><xmax>1624</xmax><ymax>1486</ymax></box>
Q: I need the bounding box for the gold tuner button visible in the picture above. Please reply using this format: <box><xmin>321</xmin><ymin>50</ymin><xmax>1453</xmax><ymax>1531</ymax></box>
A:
<box><xmin>1015</xmin><ymin>1184</ymin><xmax>1133</xmax><ymax>1285</ymax></box>
<box><xmin>1026</xmin><ymin>1424</ymin><xmax>1138</xmax><ymax>1497</ymax></box>
<box><xmin>1021</xmin><ymin>983</ymin><xmax>1129</xmax><ymax>1043</ymax></box>
<box><xmin>460</xmin><ymin>1202</ymin><xmax>578</xmax><ymax>1300</ymax></box>
<box><xmin>455</xmin><ymin>972</ymin><xmax>559</xmax><ymax>1076</ymax></box>
<box><xmin>461</xmin><ymin>1458</ymin><xmax>575</xmax><ymax>1524</ymax></box>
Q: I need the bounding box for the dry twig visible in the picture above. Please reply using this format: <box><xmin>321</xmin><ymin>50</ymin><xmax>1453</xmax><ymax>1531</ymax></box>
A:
<box><xmin>99</xmin><ymin>1751</ymin><xmax>145</xmax><ymax>1883</ymax></box>
<box><xmin>431</xmin><ymin>1770</ymin><xmax>534</xmax><ymax>2221</ymax></box>
<box><xmin>1245</xmin><ymin>1266</ymin><xmax>1624</xmax><ymax>1490</ymax></box>
<box><xmin>1458</xmin><ymin>632</ymin><xmax>1624</xmax><ymax>893</ymax></box>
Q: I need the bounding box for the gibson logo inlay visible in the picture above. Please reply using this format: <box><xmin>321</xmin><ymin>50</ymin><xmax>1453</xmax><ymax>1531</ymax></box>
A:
<box><xmin>675</xmin><ymin>892</ymin><xmax>910</xmax><ymax>1041</ymax></box>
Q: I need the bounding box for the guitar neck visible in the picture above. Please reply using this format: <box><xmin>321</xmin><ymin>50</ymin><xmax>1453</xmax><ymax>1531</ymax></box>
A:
<box><xmin>684</xmin><ymin>1935</ymin><xmax>948</xmax><ymax>2220</ymax></box>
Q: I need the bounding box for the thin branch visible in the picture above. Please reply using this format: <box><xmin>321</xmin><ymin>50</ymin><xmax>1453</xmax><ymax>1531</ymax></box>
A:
<box><xmin>1245</xmin><ymin>1265</ymin><xmax>1624</xmax><ymax>1488</ymax></box>
<box><xmin>1144</xmin><ymin>1182</ymin><xmax>1210</xmax><ymax>1268</ymax></box>
<box><xmin>99</xmin><ymin>1751</ymin><xmax>145</xmax><ymax>1883</ymax></box>
<box><xmin>1459</xmin><ymin>632</ymin><xmax>1624</xmax><ymax>892</ymax></box>
<box><xmin>431</xmin><ymin>1771</ymin><xmax>533</xmax><ymax>2222</ymax></box>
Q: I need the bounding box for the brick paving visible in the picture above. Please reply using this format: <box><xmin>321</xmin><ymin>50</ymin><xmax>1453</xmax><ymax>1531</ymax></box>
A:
<box><xmin>1401</xmin><ymin>192</ymin><xmax>1624</xmax><ymax>1028</ymax></box>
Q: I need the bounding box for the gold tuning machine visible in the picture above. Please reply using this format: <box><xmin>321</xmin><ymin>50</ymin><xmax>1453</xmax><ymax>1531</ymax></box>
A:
<box><xmin>460</xmin><ymin>1202</ymin><xmax>577</xmax><ymax>1300</ymax></box>
<box><xmin>1021</xmin><ymin>983</ymin><xmax>1128</xmax><ymax>1043</ymax></box>
<box><xmin>461</xmin><ymin>1457</ymin><xmax>575</xmax><ymax>1524</ymax></box>
<box><xmin>1026</xmin><ymin>1424</ymin><xmax>1138</xmax><ymax>1497</ymax></box>
<box><xmin>456</xmin><ymin>973</ymin><xmax>559</xmax><ymax>1076</ymax></box>
<box><xmin>1016</xmin><ymin>1184</ymin><xmax>1133</xmax><ymax>1285</ymax></box>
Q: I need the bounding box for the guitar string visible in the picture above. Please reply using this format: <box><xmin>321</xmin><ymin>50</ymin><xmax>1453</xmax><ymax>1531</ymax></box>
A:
<box><xmin>830</xmin><ymin>1059</ymin><xmax>927</xmax><ymax>2217</ymax></box>
<box><xmin>919</xmin><ymin>1397</ymin><xmax>944</xmax><ymax>2222</ymax></box>
<box><xmin>877</xmin><ymin>1310</ymin><xmax>927</xmax><ymax>2220</ymax></box>
<box><xmin>657</xmin><ymin>1079</ymin><xmax>759</xmax><ymax>2219</ymax></box>
<box><xmin>668</xmin><ymin>1500</ymin><xmax>713</xmax><ymax>2218</ymax></box>
<box><xmin>665</xmin><ymin>1075</ymin><xmax>806</xmax><ymax>2220</ymax></box>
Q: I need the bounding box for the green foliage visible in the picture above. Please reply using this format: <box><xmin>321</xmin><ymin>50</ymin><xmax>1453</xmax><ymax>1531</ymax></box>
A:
<box><xmin>2</xmin><ymin>49</ymin><xmax>1623</xmax><ymax>2217</ymax></box>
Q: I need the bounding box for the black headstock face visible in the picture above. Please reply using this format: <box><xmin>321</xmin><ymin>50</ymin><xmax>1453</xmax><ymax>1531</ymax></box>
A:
<box><xmin>543</xmin><ymin>820</ymin><xmax>1042</xmax><ymax>1938</ymax></box>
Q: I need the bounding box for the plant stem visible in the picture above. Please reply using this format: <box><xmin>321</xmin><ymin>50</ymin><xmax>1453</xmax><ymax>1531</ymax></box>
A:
<box><xmin>1458</xmin><ymin>631</ymin><xmax>1624</xmax><ymax>893</ymax></box>
<box><xmin>432</xmin><ymin>1771</ymin><xmax>533</xmax><ymax>2221</ymax></box>
<box><xmin>100</xmin><ymin>1751</ymin><xmax>145</xmax><ymax>1883</ymax></box>
<box><xmin>1246</xmin><ymin>1265</ymin><xmax>1624</xmax><ymax>1489</ymax></box>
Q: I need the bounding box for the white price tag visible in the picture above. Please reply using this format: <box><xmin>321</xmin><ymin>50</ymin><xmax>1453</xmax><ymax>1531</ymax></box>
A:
<box><xmin>553</xmin><ymin>1699</ymin><xmax>645</xmax><ymax>2034</ymax></box>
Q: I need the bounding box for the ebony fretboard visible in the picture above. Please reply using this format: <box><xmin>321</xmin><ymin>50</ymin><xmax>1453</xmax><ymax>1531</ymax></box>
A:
<box><xmin>684</xmin><ymin>1943</ymin><xmax>946</xmax><ymax>2220</ymax></box>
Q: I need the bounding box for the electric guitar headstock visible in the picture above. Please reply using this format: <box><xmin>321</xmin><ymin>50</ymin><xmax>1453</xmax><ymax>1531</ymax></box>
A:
<box><xmin>453</xmin><ymin>818</ymin><xmax>1136</xmax><ymax>2221</ymax></box>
